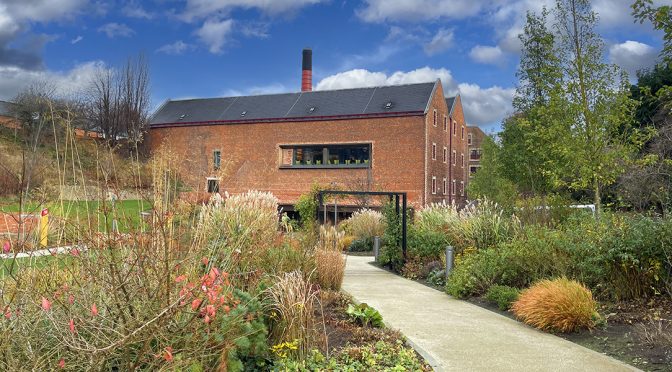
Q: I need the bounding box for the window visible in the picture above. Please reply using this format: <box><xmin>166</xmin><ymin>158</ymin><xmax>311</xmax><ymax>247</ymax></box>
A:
<box><xmin>282</xmin><ymin>144</ymin><xmax>371</xmax><ymax>168</ymax></box>
<box><xmin>468</xmin><ymin>133</ymin><xmax>472</xmax><ymax>145</ymax></box>
<box><xmin>443</xmin><ymin>177</ymin><xmax>447</xmax><ymax>195</ymax></box>
<box><xmin>432</xmin><ymin>143</ymin><xmax>437</xmax><ymax>160</ymax></box>
<box><xmin>461</xmin><ymin>126</ymin><xmax>465</xmax><ymax>140</ymax></box>
<box><xmin>452</xmin><ymin>120</ymin><xmax>457</xmax><ymax>136</ymax></box>
<box><xmin>452</xmin><ymin>150</ymin><xmax>456</xmax><ymax>165</ymax></box>
<box><xmin>443</xmin><ymin>116</ymin><xmax>448</xmax><ymax>131</ymax></box>
<box><xmin>460</xmin><ymin>181</ymin><xmax>465</xmax><ymax>196</ymax></box>
<box><xmin>433</xmin><ymin>110</ymin><xmax>437</xmax><ymax>126</ymax></box>
<box><xmin>213</xmin><ymin>150</ymin><xmax>221</xmax><ymax>170</ymax></box>
<box><xmin>470</xmin><ymin>165</ymin><xmax>480</xmax><ymax>176</ymax></box>
<box><xmin>470</xmin><ymin>149</ymin><xmax>482</xmax><ymax>160</ymax></box>
<box><xmin>452</xmin><ymin>179</ymin><xmax>456</xmax><ymax>195</ymax></box>
<box><xmin>207</xmin><ymin>178</ymin><xmax>219</xmax><ymax>193</ymax></box>
<box><xmin>443</xmin><ymin>147</ymin><xmax>448</xmax><ymax>163</ymax></box>
<box><xmin>432</xmin><ymin>176</ymin><xmax>437</xmax><ymax>194</ymax></box>
<box><xmin>461</xmin><ymin>153</ymin><xmax>465</xmax><ymax>167</ymax></box>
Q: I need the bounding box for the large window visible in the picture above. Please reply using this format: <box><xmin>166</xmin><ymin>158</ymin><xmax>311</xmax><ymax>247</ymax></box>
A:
<box><xmin>281</xmin><ymin>144</ymin><xmax>371</xmax><ymax>168</ymax></box>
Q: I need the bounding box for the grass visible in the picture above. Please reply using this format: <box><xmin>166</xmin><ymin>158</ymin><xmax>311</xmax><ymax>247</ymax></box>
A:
<box><xmin>0</xmin><ymin>255</ymin><xmax>74</xmax><ymax>278</ymax></box>
<box><xmin>0</xmin><ymin>199</ymin><xmax>150</xmax><ymax>232</ymax></box>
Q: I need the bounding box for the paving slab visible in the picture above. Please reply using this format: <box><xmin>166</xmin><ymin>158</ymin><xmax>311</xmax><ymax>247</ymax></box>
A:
<box><xmin>341</xmin><ymin>255</ymin><xmax>640</xmax><ymax>372</ymax></box>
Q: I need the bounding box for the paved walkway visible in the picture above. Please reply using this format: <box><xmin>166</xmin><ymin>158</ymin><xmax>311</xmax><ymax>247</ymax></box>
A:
<box><xmin>341</xmin><ymin>255</ymin><xmax>639</xmax><ymax>372</ymax></box>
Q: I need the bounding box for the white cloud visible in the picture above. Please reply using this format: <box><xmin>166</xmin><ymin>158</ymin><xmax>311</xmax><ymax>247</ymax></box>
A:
<box><xmin>156</xmin><ymin>40</ymin><xmax>193</xmax><ymax>55</ymax></box>
<box><xmin>2</xmin><ymin>0</ymin><xmax>88</xmax><ymax>24</ymax></box>
<box><xmin>98</xmin><ymin>23</ymin><xmax>135</xmax><ymax>38</ymax></box>
<box><xmin>609</xmin><ymin>40</ymin><xmax>658</xmax><ymax>78</ymax></box>
<box><xmin>469</xmin><ymin>45</ymin><xmax>505</xmax><ymax>65</ymax></box>
<box><xmin>223</xmin><ymin>83</ymin><xmax>288</xmax><ymax>97</ymax></box>
<box><xmin>0</xmin><ymin>61</ymin><xmax>106</xmax><ymax>100</ymax></box>
<box><xmin>315</xmin><ymin>67</ymin><xmax>514</xmax><ymax>126</ymax></box>
<box><xmin>457</xmin><ymin>83</ymin><xmax>514</xmax><ymax>126</ymax></box>
<box><xmin>195</xmin><ymin>19</ymin><xmax>234</xmax><ymax>54</ymax></box>
<box><xmin>122</xmin><ymin>1</ymin><xmax>154</xmax><ymax>19</ymax></box>
<box><xmin>423</xmin><ymin>28</ymin><xmax>454</xmax><ymax>56</ymax></box>
<box><xmin>357</xmin><ymin>0</ymin><xmax>487</xmax><ymax>23</ymax></box>
<box><xmin>182</xmin><ymin>0</ymin><xmax>325</xmax><ymax>21</ymax></box>
<box><xmin>70</xmin><ymin>35</ymin><xmax>83</xmax><ymax>44</ymax></box>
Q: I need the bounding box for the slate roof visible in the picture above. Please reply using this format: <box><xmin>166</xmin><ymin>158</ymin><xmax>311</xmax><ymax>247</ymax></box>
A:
<box><xmin>150</xmin><ymin>81</ymin><xmax>439</xmax><ymax>127</ymax></box>
<box><xmin>0</xmin><ymin>100</ymin><xmax>17</xmax><ymax>117</ymax></box>
<box><xmin>445</xmin><ymin>96</ymin><xmax>456</xmax><ymax>114</ymax></box>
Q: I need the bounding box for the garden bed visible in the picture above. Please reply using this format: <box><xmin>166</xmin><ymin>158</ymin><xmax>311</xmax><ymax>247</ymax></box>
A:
<box><xmin>466</xmin><ymin>296</ymin><xmax>672</xmax><ymax>371</ymax></box>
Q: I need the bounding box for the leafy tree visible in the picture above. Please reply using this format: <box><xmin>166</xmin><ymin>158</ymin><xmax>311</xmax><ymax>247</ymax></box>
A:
<box><xmin>552</xmin><ymin>0</ymin><xmax>640</xmax><ymax>216</ymax></box>
<box><xmin>633</xmin><ymin>0</ymin><xmax>672</xmax><ymax>62</ymax></box>
<box><xmin>467</xmin><ymin>136</ymin><xmax>517</xmax><ymax>210</ymax></box>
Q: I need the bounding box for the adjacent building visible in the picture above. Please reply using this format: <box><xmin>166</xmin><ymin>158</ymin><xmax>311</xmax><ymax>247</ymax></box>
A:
<box><xmin>467</xmin><ymin>125</ymin><xmax>486</xmax><ymax>179</ymax></box>
<box><xmin>148</xmin><ymin>50</ymin><xmax>469</xmax><ymax>211</ymax></box>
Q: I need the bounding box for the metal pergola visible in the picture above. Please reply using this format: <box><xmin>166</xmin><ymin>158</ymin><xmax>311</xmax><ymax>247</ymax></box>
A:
<box><xmin>316</xmin><ymin>190</ymin><xmax>408</xmax><ymax>259</ymax></box>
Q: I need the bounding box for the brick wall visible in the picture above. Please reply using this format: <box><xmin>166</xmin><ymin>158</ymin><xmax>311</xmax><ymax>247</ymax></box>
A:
<box><xmin>149</xmin><ymin>114</ymin><xmax>428</xmax><ymax>209</ymax></box>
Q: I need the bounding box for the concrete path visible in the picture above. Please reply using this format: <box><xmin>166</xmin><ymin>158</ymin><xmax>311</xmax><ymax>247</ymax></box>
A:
<box><xmin>342</xmin><ymin>255</ymin><xmax>639</xmax><ymax>372</ymax></box>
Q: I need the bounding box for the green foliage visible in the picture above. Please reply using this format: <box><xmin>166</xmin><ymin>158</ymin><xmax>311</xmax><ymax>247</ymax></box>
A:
<box><xmin>295</xmin><ymin>184</ymin><xmax>321</xmax><ymax>231</ymax></box>
<box><xmin>348</xmin><ymin>237</ymin><xmax>372</xmax><ymax>252</ymax></box>
<box><xmin>275</xmin><ymin>341</ymin><xmax>427</xmax><ymax>371</ymax></box>
<box><xmin>446</xmin><ymin>227</ymin><xmax>570</xmax><ymax>298</ymax></box>
<box><xmin>408</xmin><ymin>223</ymin><xmax>448</xmax><ymax>260</ymax></box>
<box><xmin>446</xmin><ymin>213</ymin><xmax>672</xmax><ymax>301</ymax></box>
<box><xmin>222</xmin><ymin>290</ymin><xmax>271</xmax><ymax>371</ymax></box>
<box><xmin>633</xmin><ymin>0</ymin><xmax>672</xmax><ymax>62</ymax></box>
<box><xmin>346</xmin><ymin>303</ymin><xmax>384</xmax><ymax>328</ymax></box>
<box><xmin>379</xmin><ymin>202</ymin><xmax>405</xmax><ymax>272</ymax></box>
<box><xmin>485</xmin><ymin>285</ymin><xmax>521</xmax><ymax>311</ymax></box>
<box><xmin>466</xmin><ymin>137</ymin><xmax>518</xmax><ymax>210</ymax></box>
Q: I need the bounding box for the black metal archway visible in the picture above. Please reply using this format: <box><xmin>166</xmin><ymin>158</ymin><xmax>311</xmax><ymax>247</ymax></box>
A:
<box><xmin>316</xmin><ymin>190</ymin><xmax>408</xmax><ymax>259</ymax></box>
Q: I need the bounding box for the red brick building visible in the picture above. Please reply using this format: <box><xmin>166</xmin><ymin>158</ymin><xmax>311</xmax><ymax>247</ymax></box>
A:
<box><xmin>149</xmin><ymin>53</ymin><xmax>468</xmax><ymax>210</ymax></box>
<box><xmin>467</xmin><ymin>126</ymin><xmax>486</xmax><ymax>179</ymax></box>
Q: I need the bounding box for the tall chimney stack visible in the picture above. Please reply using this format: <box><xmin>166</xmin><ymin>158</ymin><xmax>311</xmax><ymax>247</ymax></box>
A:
<box><xmin>301</xmin><ymin>48</ymin><xmax>312</xmax><ymax>92</ymax></box>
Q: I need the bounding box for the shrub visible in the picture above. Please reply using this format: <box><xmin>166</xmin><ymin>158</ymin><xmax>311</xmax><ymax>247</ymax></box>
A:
<box><xmin>266</xmin><ymin>271</ymin><xmax>320</xmax><ymax>359</ymax></box>
<box><xmin>511</xmin><ymin>278</ymin><xmax>599</xmax><ymax>333</ymax></box>
<box><xmin>346</xmin><ymin>209</ymin><xmax>386</xmax><ymax>241</ymax></box>
<box><xmin>348</xmin><ymin>237</ymin><xmax>372</xmax><ymax>252</ymax></box>
<box><xmin>408</xmin><ymin>224</ymin><xmax>448</xmax><ymax>260</ymax></box>
<box><xmin>446</xmin><ymin>227</ymin><xmax>571</xmax><ymax>298</ymax></box>
<box><xmin>380</xmin><ymin>202</ymin><xmax>405</xmax><ymax>272</ymax></box>
<box><xmin>485</xmin><ymin>285</ymin><xmax>520</xmax><ymax>310</ymax></box>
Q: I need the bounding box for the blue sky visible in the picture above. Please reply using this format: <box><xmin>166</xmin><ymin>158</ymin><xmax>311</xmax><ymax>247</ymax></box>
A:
<box><xmin>0</xmin><ymin>0</ymin><xmax>669</xmax><ymax>131</ymax></box>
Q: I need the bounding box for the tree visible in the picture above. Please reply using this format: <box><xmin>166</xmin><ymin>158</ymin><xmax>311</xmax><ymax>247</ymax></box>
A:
<box><xmin>501</xmin><ymin>9</ymin><xmax>572</xmax><ymax>196</ymax></box>
<box><xmin>467</xmin><ymin>136</ymin><xmax>518</xmax><ymax>210</ymax></box>
<box><xmin>633</xmin><ymin>0</ymin><xmax>672</xmax><ymax>62</ymax></box>
<box><xmin>553</xmin><ymin>0</ymin><xmax>640</xmax><ymax>216</ymax></box>
<box><xmin>88</xmin><ymin>54</ymin><xmax>150</xmax><ymax>145</ymax></box>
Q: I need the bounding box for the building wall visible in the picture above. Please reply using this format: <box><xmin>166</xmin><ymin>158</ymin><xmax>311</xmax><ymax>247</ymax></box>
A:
<box><xmin>149</xmin><ymin>114</ymin><xmax>428</xmax><ymax>208</ymax></box>
<box><xmin>467</xmin><ymin>126</ymin><xmax>486</xmax><ymax>181</ymax></box>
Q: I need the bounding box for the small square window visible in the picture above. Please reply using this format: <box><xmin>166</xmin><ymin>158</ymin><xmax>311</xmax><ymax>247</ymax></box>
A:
<box><xmin>207</xmin><ymin>178</ymin><xmax>219</xmax><ymax>193</ymax></box>
<box><xmin>432</xmin><ymin>143</ymin><xmax>437</xmax><ymax>160</ymax></box>
<box><xmin>432</xmin><ymin>176</ymin><xmax>437</xmax><ymax>194</ymax></box>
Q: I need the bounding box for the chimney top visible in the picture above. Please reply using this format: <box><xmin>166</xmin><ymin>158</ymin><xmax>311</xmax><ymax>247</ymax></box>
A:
<box><xmin>301</xmin><ymin>48</ymin><xmax>312</xmax><ymax>92</ymax></box>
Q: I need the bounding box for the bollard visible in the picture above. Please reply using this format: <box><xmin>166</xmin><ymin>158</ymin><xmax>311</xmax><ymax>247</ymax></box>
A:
<box><xmin>39</xmin><ymin>208</ymin><xmax>49</xmax><ymax>248</ymax></box>
<box><xmin>373</xmin><ymin>236</ymin><xmax>381</xmax><ymax>262</ymax></box>
<box><xmin>445</xmin><ymin>245</ymin><xmax>454</xmax><ymax>282</ymax></box>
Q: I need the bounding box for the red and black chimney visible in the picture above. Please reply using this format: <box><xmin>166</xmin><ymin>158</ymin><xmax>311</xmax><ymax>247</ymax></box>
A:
<box><xmin>301</xmin><ymin>48</ymin><xmax>312</xmax><ymax>92</ymax></box>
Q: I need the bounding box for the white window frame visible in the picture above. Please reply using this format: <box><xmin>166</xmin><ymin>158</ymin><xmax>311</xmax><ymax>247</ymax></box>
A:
<box><xmin>432</xmin><ymin>143</ymin><xmax>437</xmax><ymax>160</ymax></box>
<box><xmin>461</xmin><ymin>153</ymin><xmax>464</xmax><ymax>168</ymax></box>
<box><xmin>443</xmin><ymin>146</ymin><xmax>448</xmax><ymax>163</ymax></box>
<box><xmin>433</xmin><ymin>109</ymin><xmax>437</xmax><ymax>127</ymax></box>
<box><xmin>443</xmin><ymin>177</ymin><xmax>447</xmax><ymax>195</ymax></box>
<box><xmin>460</xmin><ymin>181</ymin><xmax>465</xmax><ymax>196</ymax></box>
<box><xmin>443</xmin><ymin>116</ymin><xmax>448</xmax><ymax>131</ymax></box>
<box><xmin>467</xmin><ymin>133</ymin><xmax>472</xmax><ymax>145</ymax></box>
<box><xmin>432</xmin><ymin>176</ymin><xmax>437</xmax><ymax>194</ymax></box>
<box><xmin>452</xmin><ymin>150</ymin><xmax>457</xmax><ymax>166</ymax></box>
<box><xmin>452</xmin><ymin>179</ymin><xmax>456</xmax><ymax>195</ymax></box>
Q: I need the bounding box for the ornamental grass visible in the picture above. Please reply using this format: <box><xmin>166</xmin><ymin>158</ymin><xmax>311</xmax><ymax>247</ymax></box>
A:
<box><xmin>511</xmin><ymin>278</ymin><xmax>599</xmax><ymax>333</ymax></box>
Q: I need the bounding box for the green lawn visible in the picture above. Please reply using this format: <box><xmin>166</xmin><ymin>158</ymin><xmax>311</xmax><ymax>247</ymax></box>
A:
<box><xmin>0</xmin><ymin>255</ymin><xmax>73</xmax><ymax>278</ymax></box>
<box><xmin>0</xmin><ymin>199</ymin><xmax>151</xmax><ymax>233</ymax></box>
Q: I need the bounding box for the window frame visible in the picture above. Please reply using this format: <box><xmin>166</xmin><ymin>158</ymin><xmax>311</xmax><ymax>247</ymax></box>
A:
<box><xmin>452</xmin><ymin>179</ymin><xmax>456</xmax><ymax>195</ymax></box>
<box><xmin>461</xmin><ymin>153</ymin><xmax>465</xmax><ymax>168</ymax></box>
<box><xmin>467</xmin><ymin>133</ymin><xmax>472</xmax><ymax>145</ymax></box>
<box><xmin>279</xmin><ymin>143</ymin><xmax>372</xmax><ymax>169</ymax></box>
<box><xmin>460</xmin><ymin>181</ymin><xmax>465</xmax><ymax>196</ymax></box>
<box><xmin>443</xmin><ymin>116</ymin><xmax>448</xmax><ymax>131</ymax></box>
<box><xmin>452</xmin><ymin>150</ymin><xmax>457</xmax><ymax>166</ymax></box>
<box><xmin>433</xmin><ymin>109</ymin><xmax>437</xmax><ymax>127</ymax></box>
<box><xmin>432</xmin><ymin>143</ymin><xmax>437</xmax><ymax>160</ymax></box>
<box><xmin>431</xmin><ymin>176</ymin><xmax>437</xmax><ymax>194</ymax></box>
<box><xmin>206</xmin><ymin>177</ymin><xmax>220</xmax><ymax>193</ymax></box>
<box><xmin>443</xmin><ymin>177</ymin><xmax>447</xmax><ymax>195</ymax></box>
<box><xmin>461</xmin><ymin>126</ymin><xmax>465</xmax><ymax>140</ymax></box>
<box><xmin>213</xmin><ymin>150</ymin><xmax>222</xmax><ymax>170</ymax></box>
<box><xmin>443</xmin><ymin>146</ymin><xmax>448</xmax><ymax>163</ymax></box>
<box><xmin>452</xmin><ymin>120</ymin><xmax>457</xmax><ymax>136</ymax></box>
